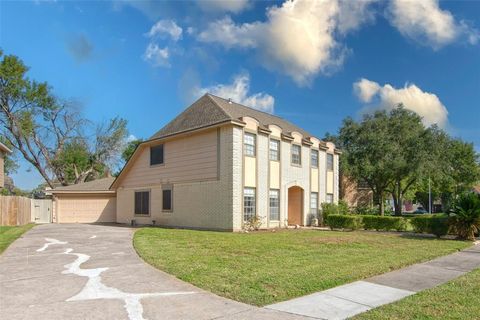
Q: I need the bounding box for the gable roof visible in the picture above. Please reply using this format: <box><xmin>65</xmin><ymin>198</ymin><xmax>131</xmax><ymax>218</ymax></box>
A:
<box><xmin>50</xmin><ymin>177</ymin><xmax>115</xmax><ymax>193</ymax></box>
<box><xmin>150</xmin><ymin>94</ymin><xmax>315</xmax><ymax>140</ymax></box>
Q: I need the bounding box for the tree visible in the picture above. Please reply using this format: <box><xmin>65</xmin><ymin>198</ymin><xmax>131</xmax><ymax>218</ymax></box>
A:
<box><xmin>339</xmin><ymin>111</ymin><xmax>397</xmax><ymax>215</ymax></box>
<box><xmin>0</xmin><ymin>50</ymin><xmax>128</xmax><ymax>187</ymax></box>
<box><xmin>122</xmin><ymin>138</ymin><xmax>143</xmax><ymax>163</ymax></box>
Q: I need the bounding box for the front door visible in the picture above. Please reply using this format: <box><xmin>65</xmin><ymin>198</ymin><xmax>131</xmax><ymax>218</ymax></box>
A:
<box><xmin>288</xmin><ymin>186</ymin><xmax>303</xmax><ymax>225</ymax></box>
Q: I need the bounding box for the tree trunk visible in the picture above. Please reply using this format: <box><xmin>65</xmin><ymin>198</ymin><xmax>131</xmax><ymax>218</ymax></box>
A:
<box><xmin>379</xmin><ymin>191</ymin><xmax>385</xmax><ymax>216</ymax></box>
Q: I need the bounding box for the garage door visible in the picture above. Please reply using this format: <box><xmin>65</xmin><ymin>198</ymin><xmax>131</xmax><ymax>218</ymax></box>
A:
<box><xmin>57</xmin><ymin>194</ymin><xmax>116</xmax><ymax>223</ymax></box>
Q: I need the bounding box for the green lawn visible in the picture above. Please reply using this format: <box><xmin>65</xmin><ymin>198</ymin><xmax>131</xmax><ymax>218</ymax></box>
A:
<box><xmin>0</xmin><ymin>224</ymin><xmax>35</xmax><ymax>254</ymax></box>
<box><xmin>133</xmin><ymin>228</ymin><xmax>470</xmax><ymax>306</ymax></box>
<box><xmin>354</xmin><ymin>268</ymin><xmax>480</xmax><ymax>320</ymax></box>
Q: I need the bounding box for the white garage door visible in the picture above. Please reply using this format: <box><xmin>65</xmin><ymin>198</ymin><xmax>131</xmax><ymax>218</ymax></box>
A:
<box><xmin>57</xmin><ymin>194</ymin><xmax>116</xmax><ymax>223</ymax></box>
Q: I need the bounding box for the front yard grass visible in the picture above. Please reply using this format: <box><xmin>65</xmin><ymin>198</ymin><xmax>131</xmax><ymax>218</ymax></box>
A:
<box><xmin>353</xmin><ymin>268</ymin><xmax>480</xmax><ymax>320</ymax></box>
<box><xmin>0</xmin><ymin>224</ymin><xmax>35</xmax><ymax>254</ymax></box>
<box><xmin>133</xmin><ymin>228</ymin><xmax>470</xmax><ymax>306</ymax></box>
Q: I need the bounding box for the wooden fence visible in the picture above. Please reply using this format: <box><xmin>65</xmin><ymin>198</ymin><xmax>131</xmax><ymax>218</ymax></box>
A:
<box><xmin>0</xmin><ymin>196</ymin><xmax>32</xmax><ymax>226</ymax></box>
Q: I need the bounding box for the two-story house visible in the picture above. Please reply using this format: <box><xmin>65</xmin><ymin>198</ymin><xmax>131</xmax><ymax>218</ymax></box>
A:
<box><xmin>111</xmin><ymin>94</ymin><xmax>340</xmax><ymax>231</ymax></box>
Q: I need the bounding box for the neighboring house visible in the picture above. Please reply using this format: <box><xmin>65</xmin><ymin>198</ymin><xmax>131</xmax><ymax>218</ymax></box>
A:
<box><xmin>49</xmin><ymin>177</ymin><xmax>116</xmax><ymax>223</ymax></box>
<box><xmin>0</xmin><ymin>141</ymin><xmax>13</xmax><ymax>189</ymax></box>
<box><xmin>340</xmin><ymin>175</ymin><xmax>373</xmax><ymax>208</ymax></box>
<box><xmin>112</xmin><ymin>94</ymin><xmax>340</xmax><ymax>231</ymax></box>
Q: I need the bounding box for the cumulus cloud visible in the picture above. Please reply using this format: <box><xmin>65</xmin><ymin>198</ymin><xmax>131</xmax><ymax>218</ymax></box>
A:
<box><xmin>143</xmin><ymin>19</ymin><xmax>182</xmax><ymax>68</ymax></box>
<box><xmin>195</xmin><ymin>73</ymin><xmax>275</xmax><ymax>113</ymax></box>
<box><xmin>146</xmin><ymin>19</ymin><xmax>182</xmax><ymax>41</ymax></box>
<box><xmin>197</xmin><ymin>0</ymin><xmax>377</xmax><ymax>85</ymax></box>
<box><xmin>66</xmin><ymin>33</ymin><xmax>93</xmax><ymax>62</ymax></box>
<box><xmin>197</xmin><ymin>0</ymin><xmax>251</xmax><ymax>14</ymax></box>
<box><xmin>353</xmin><ymin>78</ymin><xmax>449</xmax><ymax>128</ymax></box>
<box><xmin>142</xmin><ymin>43</ymin><xmax>170</xmax><ymax>67</ymax></box>
<box><xmin>388</xmin><ymin>0</ymin><xmax>479</xmax><ymax>49</ymax></box>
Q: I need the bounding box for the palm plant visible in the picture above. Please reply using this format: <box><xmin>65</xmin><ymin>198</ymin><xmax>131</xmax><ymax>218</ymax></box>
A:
<box><xmin>450</xmin><ymin>192</ymin><xmax>480</xmax><ymax>241</ymax></box>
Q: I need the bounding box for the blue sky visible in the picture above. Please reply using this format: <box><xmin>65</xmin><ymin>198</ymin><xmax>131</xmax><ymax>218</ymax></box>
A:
<box><xmin>1</xmin><ymin>0</ymin><xmax>479</xmax><ymax>190</ymax></box>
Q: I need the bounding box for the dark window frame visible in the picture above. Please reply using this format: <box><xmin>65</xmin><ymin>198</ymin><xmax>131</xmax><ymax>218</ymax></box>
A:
<box><xmin>162</xmin><ymin>188</ymin><xmax>173</xmax><ymax>212</ymax></box>
<box><xmin>150</xmin><ymin>144</ymin><xmax>164</xmax><ymax>166</ymax></box>
<box><xmin>311</xmin><ymin>149</ymin><xmax>319</xmax><ymax>168</ymax></box>
<box><xmin>327</xmin><ymin>153</ymin><xmax>334</xmax><ymax>171</ymax></box>
<box><xmin>134</xmin><ymin>190</ymin><xmax>150</xmax><ymax>215</ymax></box>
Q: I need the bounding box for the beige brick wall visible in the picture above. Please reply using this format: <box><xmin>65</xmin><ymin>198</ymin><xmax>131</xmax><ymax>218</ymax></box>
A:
<box><xmin>116</xmin><ymin>125</ymin><xmax>240</xmax><ymax>231</ymax></box>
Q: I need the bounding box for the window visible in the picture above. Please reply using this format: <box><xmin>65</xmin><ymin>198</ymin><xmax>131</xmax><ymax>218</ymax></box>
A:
<box><xmin>244</xmin><ymin>133</ymin><xmax>256</xmax><ymax>157</ymax></box>
<box><xmin>269</xmin><ymin>189</ymin><xmax>280</xmax><ymax>220</ymax></box>
<box><xmin>150</xmin><ymin>145</ymin><xmax>164</xmax><ymax>165</ymax></box>
<box><xmin>310</xmin><ymin>192</ymin><xmax>318</xmax><ymax>215</ymax></box>
<box><xmin>269</xmin><ymin>139</ymin><xmax>280</xmax><ymax>161</ymax></box>
<box><xmin>243</xmin><ymin>188</ymin><xmax>256</xmax><ymax>221</ymax></box>
<box><xmin>291</xmin><ymin>144</ymin><xmax>301</xmax><ymax>165</ymax></box>
<box><xmin>327</xmin><ymin>153</ymin><xmax>334</xmax><ymax>171</ymax></box>
<box><xmin>326</xmin><ymin>193</ymin><xmax>334</xmax><ymax>204</ymax></box>
<box><xmin>162</xmin><ymin>188</ymin><xmax>172</xmax><ymax>211</ymax></box>
<box><xmin>311</xmin><ymin>149</ymin><xmax>319</xmax><ymax>167</ymax></box>
<box><xmin>134</xmin><ymin>191</ymin><xmax>150</xmax><ymax>215</ymax></box>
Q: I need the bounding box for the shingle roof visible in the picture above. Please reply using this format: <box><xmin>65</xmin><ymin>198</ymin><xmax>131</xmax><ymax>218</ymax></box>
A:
<box><xmin>150</xmin><ymin>94</ymin><xmax>315</xmax><ymax>140</ymax></box>
<box><xmin>51</xmin><ymin>177</ymin><xmax>115</xmax><ymax>192</ymax></box>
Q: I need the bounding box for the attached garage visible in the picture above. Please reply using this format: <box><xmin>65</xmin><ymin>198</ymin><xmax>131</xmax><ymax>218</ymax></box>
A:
<box><xmin>50</xmin><ymin>177</ymin><xmax>116</xmax><ymax>224</ymax></box>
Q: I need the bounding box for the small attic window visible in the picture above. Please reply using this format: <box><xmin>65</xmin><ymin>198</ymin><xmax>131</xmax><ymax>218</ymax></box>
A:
<box><xmin>150</xmin><ymin>145</ymin><xmax>164</xmax><ymax>165</ymax></box>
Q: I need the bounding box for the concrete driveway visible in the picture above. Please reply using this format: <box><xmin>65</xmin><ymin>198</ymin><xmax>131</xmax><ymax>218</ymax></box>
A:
<box><xmin>0</xmin><ymin>224</ymin><xmax>310</xmax><ymax>320</ymax></box>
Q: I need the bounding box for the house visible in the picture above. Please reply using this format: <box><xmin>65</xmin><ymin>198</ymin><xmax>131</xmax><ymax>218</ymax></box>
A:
<box><xmin>0</xmin><ymin>141</ymin><xmax>12</xmax><ymax>189</ymax></box>
<box><xmin>340</xmin><ymin>175</ymin><xmax>373</xmax><ymax>208</ymax></box>
<box><xmin>50</xmin><ymin>94</ymin><xmax>340</xmax><ymax>231</ymax></box>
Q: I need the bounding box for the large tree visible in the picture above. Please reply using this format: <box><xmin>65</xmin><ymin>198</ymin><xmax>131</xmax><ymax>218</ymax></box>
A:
<box><xmin>0</xmin><ymin>50</ymin><xmax>128</xmax><ymax>188</ymax></box>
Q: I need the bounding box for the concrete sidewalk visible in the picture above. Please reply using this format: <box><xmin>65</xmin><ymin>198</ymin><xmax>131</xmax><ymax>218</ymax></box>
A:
<box><xmin>266</xmin><ymin>242</ymin><xmax>480</xmax><ymax>320</ymax></box>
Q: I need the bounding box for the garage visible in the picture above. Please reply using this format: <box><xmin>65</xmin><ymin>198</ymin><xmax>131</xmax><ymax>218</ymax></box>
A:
<box><xmin>50</xmin><ymin>177</ymin><xmax>116</xmax><ymax>223</ymax></box>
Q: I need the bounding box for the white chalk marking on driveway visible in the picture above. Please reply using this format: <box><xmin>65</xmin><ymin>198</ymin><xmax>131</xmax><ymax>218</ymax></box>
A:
<box><xmin>36</xmin><ymin>238</ymin><xmax>68</xmax><ymax>252</ymax></box>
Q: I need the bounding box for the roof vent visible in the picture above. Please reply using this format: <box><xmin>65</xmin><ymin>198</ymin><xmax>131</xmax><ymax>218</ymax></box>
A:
<box><xmin>228</xmin><ymin>98</ymin><xmax>233</xmax><ymax>104</ymax></box>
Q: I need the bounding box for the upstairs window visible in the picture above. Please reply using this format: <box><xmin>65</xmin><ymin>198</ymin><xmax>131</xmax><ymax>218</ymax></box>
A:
<box><xmin>150</xmin><ymin>145</ymin><xmax>164</xmax><ymax>165</ymax></box>
<box><xmin>291</xmin><ymin>144</ymin><xmax>301</xmax><ymax>165</ymax></box>
<box><xmin>311</xmin><ymin>149</ymin><xmax>319</xmax><ymax>168</ymax></box>
<box><xmin>244</xmin><ymin>133</ymin><xmax>256</xmax><ymax>157</ymax></box>
<box><xmin>326</xmin><ymin>193</ymin><xmax>334</xmax><ymax>204</ymax></box>
<box><xmin>327</xmin><ymin>153</ymin><xmax>334</xmax><ymax>171</ymax></box>
<box><xmin>134</xmin><ymin>191</ymin><xmax>150</xmax><ymax>215</ymax></box>
<box><xmin>269</xmin><ymin>139</ymin><xmax>280</xmax><ymax>161</ymax></box>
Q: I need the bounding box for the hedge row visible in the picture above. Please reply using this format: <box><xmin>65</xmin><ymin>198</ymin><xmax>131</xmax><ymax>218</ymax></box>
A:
<box><xmin>325</xmin><ymin>214</ymin><xmax>449</xmax><ymax>237</ymax></box>
<box><xmin>410</xmin><ymin>215</ymin><xmax>450</xmax><ymax>238</ymax></box>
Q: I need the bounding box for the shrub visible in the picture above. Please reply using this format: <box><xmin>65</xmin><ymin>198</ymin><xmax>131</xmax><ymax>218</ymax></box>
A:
<box><xmin>449</xmin><ymin>193</ymin><xmax>480</xmax><ymax>241</ymax></box>
<box><xmin>411</xmin><ymin>215</ymin><xmax>450</xmax><ymax>238</ymax></box>
<box><xmin>325</xmin><ymin>214</ymin><xmax>362</xmax><ymax>230</ymax></box>
<box><xmin>243</xmin><ymin>216</ymin><xmax>263</xmax><ymax>231</ymax></box>
<box><xmin>353</xmin><ymin>205</ymin><xmax>379</xmax><ymax>215</ymax></box>
<box><xmin>321</xmin><ymin>201</ymin><xmax>349</xmax><ymax>219</ymax></box>
<box><xmin>362</xmin><ymin>215</ymin><xmax>407</xmax><ymax>231</ymax></box>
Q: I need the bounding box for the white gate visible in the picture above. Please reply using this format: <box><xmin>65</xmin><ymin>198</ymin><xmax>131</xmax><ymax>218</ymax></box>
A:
<box><xmin>32</xmin><ymin>199</ymin><xmax>52</xmax><ymax>223</ymax></box>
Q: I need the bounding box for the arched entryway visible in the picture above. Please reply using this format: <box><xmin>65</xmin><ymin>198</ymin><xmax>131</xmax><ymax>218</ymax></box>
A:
<box><xmin>288</xmin><ymin>186</ymin><xmax>303</xmax><ymax>226</ymax></box>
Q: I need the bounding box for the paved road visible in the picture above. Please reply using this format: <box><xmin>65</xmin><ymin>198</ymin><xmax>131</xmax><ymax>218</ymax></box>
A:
<box><xmin>0</xmin><ymin>224</ymin><xmax>310</xmax><ymax>320</ymax></box>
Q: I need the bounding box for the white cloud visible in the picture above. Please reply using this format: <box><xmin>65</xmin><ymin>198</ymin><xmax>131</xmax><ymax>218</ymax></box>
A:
<box><xmin>142</xmin><ymin>43</ymin><xmax>170</xmax><ymax>67</ymax></box>
<box><xmin>353</xmin><ymin>78</ymin><xmax>449</xmax><ymax>128</ymax></box>
<box><xmin>146</xmin><ymin>19</ymin><xmax>183</xmax><ymax>41</ymax></box>
<box><xmin>197</xmin><ymin>0</ymin><xmax>251</xmax><ymax>14</ymax></box>
<box><xmin>197</xmin><ymin>0</ymin><xmax>377</xmax><ymax>86</ymax></box>
<box><xmin>353</xmin><ymin>78</ymin><xmax>381</xmax><ymax>103</ymax></box>
<box><xmin>195</xmin><ymin>73</ymin><xmax>275</xmax><ymax>113</ymax></box>
<box><xmin>388</xmin><ymin>0</ymin><xmax>479</xmax><ymax>49</ymax></box>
